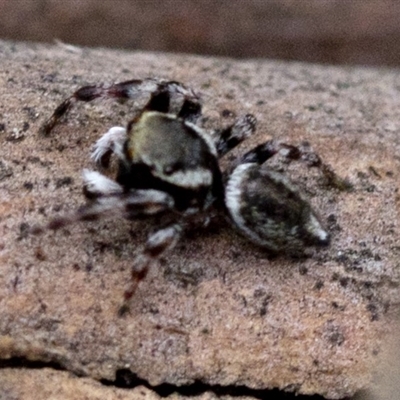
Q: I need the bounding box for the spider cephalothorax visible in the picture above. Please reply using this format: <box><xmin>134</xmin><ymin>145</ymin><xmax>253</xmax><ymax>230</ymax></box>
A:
<box><xmin>37</xmin><ymin>78</ymin><xmax>329</xmax><ymax>314</ymax></box>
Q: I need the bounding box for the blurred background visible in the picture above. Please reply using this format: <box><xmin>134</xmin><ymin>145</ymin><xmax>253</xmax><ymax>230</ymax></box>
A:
<box><xmin>1</xmin><ymin>0</ymin><xmax>400</xmax><ymax>66</ymax></box>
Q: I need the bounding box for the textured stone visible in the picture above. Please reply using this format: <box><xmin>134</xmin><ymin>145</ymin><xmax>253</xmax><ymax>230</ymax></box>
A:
<box><xmin>0</xmin><ymin>368</ymin><xmax>247</xmax><ymax>400</ymax></box>
<box><xmin>0</xmin><ymin>40</ymin><xmax>399</xmax><ymax>399</ymax></box>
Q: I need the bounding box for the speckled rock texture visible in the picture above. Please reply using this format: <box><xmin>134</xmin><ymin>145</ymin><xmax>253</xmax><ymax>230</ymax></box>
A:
<box><xmin>0</xmin><ymin>40</ymin><xmax>399</xmax><ymax>399</ymax></box>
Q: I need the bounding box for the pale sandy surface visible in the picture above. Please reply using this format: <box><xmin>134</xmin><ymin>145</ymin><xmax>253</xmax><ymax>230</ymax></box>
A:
<box><xmin>0</xmin><ymin>40</ymin><xmax>399</xmax><ymax>399</ymax></box>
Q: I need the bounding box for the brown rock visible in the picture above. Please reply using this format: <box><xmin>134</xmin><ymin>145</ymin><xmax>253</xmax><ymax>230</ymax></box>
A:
<box><xmin>0</xmin><ymin>40</ymin><xmax>399</xmax><ymax>399</ymax></box>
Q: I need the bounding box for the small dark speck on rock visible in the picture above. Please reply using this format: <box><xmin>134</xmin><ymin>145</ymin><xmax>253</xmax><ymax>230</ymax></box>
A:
<box><xmin>366</xmin><ymin>185</ymin><xmax>376</xmax><ymax>193</ymax></box>
<box><xmin>331</xmin><ymin>272</ymin><xmax>339</xmax><ymax>281</ymax></box>
<box><xmin>221</xmin><ymin>109</ymin><xmax>234</xmax><ymax>118</ymax></box>
<box><xmin>367</xmin><ymin>303</ymin><xmax>379</xmax><ymax>321</ymax></box>
<box><xmin>85</xmin><ymin>263</ymin><xmax>93</xmax><ymax>272</ymax></box>
<box><xmin>22</xmin><ymin>122</ymin><xmax>30</xmax><ymax>132</ymax></box>
<box><xmin>327</xmin><ymin>329</ymin><xmax>345</xmax><ymax>346</ymax></box>
<box><xmin>22</xmin><ymin>106</ymin><xmax>38</xmax><ymax>121</ymax></box>
<box><xmin>0</xmin><ymin>123</ymin><xmax>5</xmax><ymax>132</ymax></box>
<box><xmin>314</xmin><ymin>280</ymin><xmax>324</xmax><ymax>290</ymax></box>
<box><xmin>41</xmin><ymin>73</ymin><xmax>57</xmax><ymax>83</ymax></box>
<box><xmin>18</xmin><ymin>223</ymin><xmax>30</xmax><ymax>240</ymax></box>
<box><xmin>27</xmin><ymin>156</ymin><xmax>40</xmax><ymax>163</ymax></box>
<box><xmin>299</xmin><ymin>266</ymin><xmax>308</xmax><ymax>275</ymax></box>
<box><xmin>374</xmin><ymin>254</ymin><xmax>381</xmax><ymax>261</ymax></box>
<box><xmin>327</xmin><ymin>214</ymin><xmax>337</xmax><ymax>223</ymax></box>
<box><xmin>35</xmin><ymin>246</ymin><xmax>47</xmax><ymax>261</ymax></box>
<box><xmin>55</xmin><ymin>177</ymin><xmax>73</xmax><ymax>188</ymax></box>
<box><xmin>0</xmin><ymin>161</ymin><xmax>13</xmax><ymax>181</ymax></box>
<box><xmin>23</xmin><ymin>182</ymin><xmax>34</xmax><ymax>190</ymax></box>
<box><xmin>339</xmin><ymin>277</ymin><xmax>349</xmax><ymax>287</ymax></box>
<box><xmin>52</xmin><ymin>204</ymin><xmax>62</xmax><ymax>212</ymax></box>
<box><xmin>368</xmin><ymin>165</ymin><xmax>381</xmax><ymax>178</ymax></box>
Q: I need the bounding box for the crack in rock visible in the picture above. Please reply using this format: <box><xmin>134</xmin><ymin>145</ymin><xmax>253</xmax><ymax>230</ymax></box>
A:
<box><xmin>0</xmin><ymin>358</ymin><xmax>337</xmax><ymax>399</ymax></box>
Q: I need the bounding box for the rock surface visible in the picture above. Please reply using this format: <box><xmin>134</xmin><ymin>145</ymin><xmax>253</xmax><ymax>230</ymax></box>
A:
<box><xmin>0</xmin><ymin>40</ymin><xmax>399</xmax><ymax>399</ymax></box>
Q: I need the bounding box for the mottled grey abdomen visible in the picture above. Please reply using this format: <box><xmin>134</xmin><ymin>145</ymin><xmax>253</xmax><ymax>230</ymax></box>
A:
<box><xmin>225</xmin><ymin>163</ymin><xmax>330</xmax><ymax>253</ymax></box>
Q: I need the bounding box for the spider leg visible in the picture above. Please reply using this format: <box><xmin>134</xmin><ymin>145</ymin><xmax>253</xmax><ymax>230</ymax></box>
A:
<box><xmin>119</xmin><ymin>223</ymin><xmax>182</xmax><ymax>316</ymax></box>
<box><xmin>213</xmin><ymin>114</ymin><xmax>257</xmax><ymax>157</ymax></box>
<box><xmin>40</xmin><ymin>78</ymin><xmax>201</xmax><ymax>136</ymax></box>
<box><xmin>236</xmin><ymin>139</ymin><xmax>327</xmax><ymax>166</ymax></box>
<box><xmin>177</xmin><ymin>97</ymin><xmax>202</xmax><ymax>123</ymax></box>
<box><xmin>239</xmin><ymin>140</ymin><xmax>350</xmax><ymax>190</ymax></box>
<box><xmin>237</xmin><ymin>140</ymin><xmax>280</xmax><ymax>165</ymax></box>
<box><xmin>82</xmin><ymin>171</ymin><xmax>175</xmax><ymax>217</ymax></box>
<box><xmin>31</xmin><ymin>182</ymin><xmax>175</xmax><ymax>235</ymax></box>
<box><xmin>90</xmin><ymin>126</ymin><xmax>128</xmax><ymax>168</ymax></box>
<box><xmin>140</xmin><ymin>83</ymin><xmax>202</xmax><ymax>123</ymax></box>
<box><xmin>82</xmin><ymin>169</ymin><xmax>123</xmax><ymax>198</ymax></box>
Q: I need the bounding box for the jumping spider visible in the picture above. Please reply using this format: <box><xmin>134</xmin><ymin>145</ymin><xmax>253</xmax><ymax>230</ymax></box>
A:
<box><xmin>37</xmin><ymin>78</ymin><xmax>329</xmax><ymax>315</ymax></box>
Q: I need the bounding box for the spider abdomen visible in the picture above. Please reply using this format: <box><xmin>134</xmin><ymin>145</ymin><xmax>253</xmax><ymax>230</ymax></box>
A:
<box><xmin>225</xmin><ymin>163</ymin><xmax>330</xmax><ymax>253</ymax></box>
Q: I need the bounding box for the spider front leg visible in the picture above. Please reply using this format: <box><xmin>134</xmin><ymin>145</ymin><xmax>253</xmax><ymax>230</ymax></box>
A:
<box><xmin>236</xmin><ymin>139</ymin><xmax>325</xmax><ymax>166</ymax></box>
<box><xmin>90</xmin><ymin>126</ymin><xmax>128</xmax><ymax>168</ymax></box>
<box><xmin>119</xmin><ymin>223</ymin><xmax>183</xmax><ymax>316</ymax></box>
<box><xmin>31</xmin><ymin>171</ymin><xmax>175</xmax><ymax>234</ymax></box>
<box><xmin>141</xmin><ymin>83</ymin><xmax>202</xmax><ymax>123</ymax></box>
<box><xmin>40</xmin><ymin>78</ymin><xmax>201</xmax><ymax>135</ymax></box>
<box><xmin>238</xmin><ymin>140</ymin><xmax>281</xmax><ymax>165</ymax></box>
<box><xmin>213</xmin><ymin>114</ymin><xmax>257</xmax><ymax>157</ymax></box>
<box><xmin>239</xmin><ymin>140</ymin><xmax>350</xmax><ymax>191</ymax></box>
